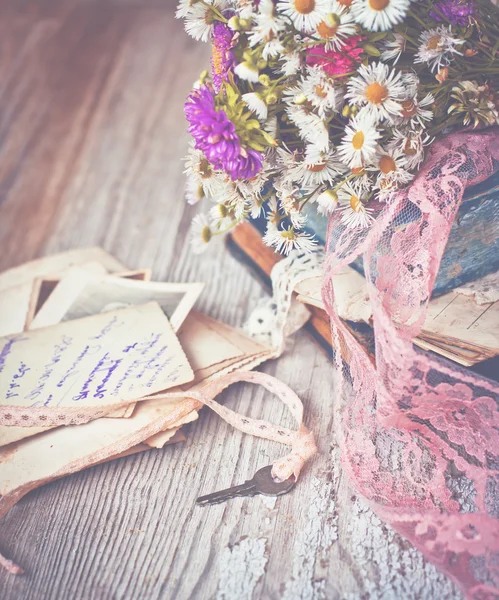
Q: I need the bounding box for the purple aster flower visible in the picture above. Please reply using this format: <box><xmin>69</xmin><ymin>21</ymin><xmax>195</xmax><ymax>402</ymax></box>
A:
<box><xmin>211</xmin><ymin>21</ymin><xmax>235</xmax><ymax>93</ymax></box>
<box><xmin>430</xmin><ymin>0</ymin><xmax>477</xmax><ymax>26</ymax></box>
<box><xmin>184</xmin><ymin>85</ymin><xmax>263</xmax><ymax>180</ymax></box>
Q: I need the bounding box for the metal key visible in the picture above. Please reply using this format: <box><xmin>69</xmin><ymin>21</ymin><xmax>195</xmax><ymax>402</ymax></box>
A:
<box><xmin>196</xmin><ymin>465</ymin><xmax>296</xmax><ymax>506</ymax></box>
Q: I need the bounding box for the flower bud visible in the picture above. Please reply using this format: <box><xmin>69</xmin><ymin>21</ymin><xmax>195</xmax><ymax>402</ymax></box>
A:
<box><xmin>228</xmin><ymin>16</ymin><xmax>240</xmax><ymax>30</ymax></box>
<box><xmin>259</xmin><ymin>74</ymin><xmax>271</xmax><ymax>86</ymax></box>
<box><xmin>435</xmin><ymin>66</ymin><xmax>448</xmax><ymax>84</ymax></box>
<box><xmin>294</xmin><ymin>93</ymin><xmax>308</xmax><ymax>105</ymax></box>
<box><xmin>266</xmin><ymin>92</ymin><xmax>278</xmax><ymax>104</ymax></box>
<box><xmin>239</xmin><ymin>18</ymin><xmax>251</xmax><ymax>30</ymax></box>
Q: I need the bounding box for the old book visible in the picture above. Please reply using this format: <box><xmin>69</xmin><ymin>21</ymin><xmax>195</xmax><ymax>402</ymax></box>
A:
<box><xmin>228</xmin><ymin>222</ymin><xmax>498</xmax><ymax>368</ymax></box>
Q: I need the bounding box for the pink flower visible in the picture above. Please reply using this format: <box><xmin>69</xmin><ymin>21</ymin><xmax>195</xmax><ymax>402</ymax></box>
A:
<box><xmin>306</xmin><ymin>36</ymin><xmax>365</xmax><ymax>76</ymax></box>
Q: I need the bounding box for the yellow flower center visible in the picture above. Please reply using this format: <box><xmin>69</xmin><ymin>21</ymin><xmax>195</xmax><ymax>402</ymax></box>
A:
<box><xmin>401</xmin><ymin>99</ymin><xmax>418</xmax><ymax>118</ymax></box>
<box><xmin>281</xmin><ymin>229</ymin><xmax>296</xmax><ymax>240</ymax></box>
<box><xmin>350</xmin><ymin>195</ymin><xmax>362</xmax><ymax>212</ymax></box>
<box><xmin>337</xmin><ymin>0</ymin><xmax>352</xmax><ymax>6</ymax></box>
<box><xmin>205</xmin><ymin>10</ymin><xmax>216</xmax><ymax>25</ymax></box>
<box><xmin>201</xmin><ymin>226</ymin><xmax>212</xmax><ymax>244</ymax></box>
<box><xmin>307</xmin><ymin>162</ymin><xmax>326</xmax><ymax>172</ymax></box>
<box><xmin>352</xmin><ymin>131</ymin><xmax>365</xmax><ymax>150</ymax></box>
<box><xmin>199</xmin><ymin>158</ymin><xmax>212</xmax><ymax>178</ymax></box>
<box><xmin>293</xmin><ymin>0</ymin><xmax>316</xmax><ymax>15</ymax></box>
<box><xmin>379</xmin><ymin>155</ymin><xmax>397</xmax><ymax>174</ymax></box>
<box><xmin>368</xmin><ymin>0</ymin><xmax>390</xmax><ymax>9</ymax></box>
<box><xmin>314</xmin><ymin>84</ymin><xmax>328</xmax><ymax>98</ymax></box>
<box><xmin>427</xmin><ymin>35</ymin><xmax>442</xmax><ymax>51</ymax></box>
<box><xmin>317</xmin><ymin>14</ymin><xmax>340</xmax><ymax>38</ymax></box>
<box><xmin>365</xmin><ymin>82</ymin><xmax>388</xmax><ymax>105</ymax></box>
<box><xmin>403</xmin><ymin>140</ymin><xmax>417</xmax><ymax>156</ymax></box>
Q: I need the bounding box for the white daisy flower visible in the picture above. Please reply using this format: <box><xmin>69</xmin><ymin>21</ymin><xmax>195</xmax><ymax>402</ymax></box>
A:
<box><xmin>317</xmin><ymin>189</ymin><xmax>339</xmax><ymax>215</ymax></box>
<box><xmin>415</xmin><ymin>26</ymin><xmax>463</xmax><ymax>73</ymax></box>
<box><xmin>338</xmin><ymin>114</ymin><xmax>381</xmax><ymax>168</ymax></box>
<box><xmin>396</xmin><ymin>93</ymin><xmax>434</xmax><ymax>129</ymax></box>
<box><xmin>184</xmin><ymin>0</ymin><xmax>228</xmax><ymax>42</ymax></box>
<box><xmin>276</xmin><ymin>147</ymin><xmax>303</xmax><ymax>182</ymax></box>
<box><xmin>286</xmin><ymin>105</ymin><xmax>329</xmax><ymax>151</ymax></box>
<box><xmin>279</xmin><ymin>49</ymin><xmax>303</xmax><ymax>76</ymax></box>
<box><xmin>190</xmin><ymin>214</ymin><xmax>213</xmax><ymax>254</ymax></box>
<box><xmin>380</xmin><ymin>32</ymin><xmax>406</xmax><ymax>64</ymax></box>
<box><xmin>401</xmin><ymin>71</ymin><xmax>420</xmax><ymax>97</ymax></box>
<box><xmin>234</xmin><ymin>61</ymin><xmax>260</xmax><ymax>82</ymax></box>
<box><xmin>209</xmin><ymin>203</ymin><xmax>240</xmax><ymax>230</ymax></box>
<box><xmin>249</xmin><ymin>196</ymin><xmax>266</xmax><ymax>219</ymax></box>
<box><xmin>299</xmin><ymin>146</ymin><xmax>345</xmax><ymax>187</ymax></box>
<box><xmin>278</xmin><ymin>191</ymin><xmax>308</xmax><ymax>229</ymax></box>
<box><xmin>371</xmin><ymin>148</ymin><xmax>414</xmax><ymax>198</ymax></box>
<box><xmin>264</xmin><ymin>116</ymin><xmax>278</xmax><ymax>138</ymax></box>
<box><xmin>236</xmin><ymin>0</ymin><xmax>256</xmax><ymax>20</ymax></box>
<box><xmin>249</xmin><ymin>0</ymin><xmax>287</xmax><ymax>45</ymax></box>
<box><xmin>176</xmin><ymin>0</ymin><xmax>197</xmax><ymax>18</ymax></box>
<box><xmin>183</xmin><ymin>145</ymin><xmax>220</xmax><ymax>197</ymax></box>
<box><xmin>277</xmin><ymin>0</ymin><xmax>330</xmax><ymax>33</ymax></box>
<box><xmin>313</xmin><ymin>1</ymin><xmax>357</xmax><ymax>50</ymax></box>
<box><xmin>262</xmin><ymin>38</ymin><xmax>286</xmax><ymax>60</ymax></box>
<box><xmin>185</xmin><ymin>174</ymin><xmax>205</xmax><ymax>205</ymax></box>
<box><xmin>350</xmin><ymin>0</ymin><xmax>410</xmax><ymax>32</ymax></box>
<box><xmin>263</xmin><ymin>223</ymin><xmax>317</xmax><ymax>254</ymax></box>
<box><xmin>337</xmin><ymin>182</ymin><xmax>375</xmax><ymax>229</ymax></box>
<box><xmin>300</xmin><ymin>67</ymin><xmax>345</xmax><ymax>118</ymax></box>
<box><xmin>242</xmin><ymin>92</ymin><xmax>268</xmax><ymax>120</ymax></box>
<box><xmin>388</xmin><ymin>129</ymin><xmax>431</xmax><ymax>170</ymax></box>
<box><xmin>346</xmin><ymin>62</ymin><xmax>405</xmax><ymax>123</ymax></box>
<box><xmin>265</xmin><ymin>196</ymin><xmax>284</xmax><ymax>228</ymax></box>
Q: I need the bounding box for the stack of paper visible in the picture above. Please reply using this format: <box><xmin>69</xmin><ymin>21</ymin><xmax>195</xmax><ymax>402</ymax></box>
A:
<box><xmin>0</xmin><ymin>249</ymin><xmax>273</xmax><ymax>517</ymax></box>
<box><xmin>295</xmin><ymin>268</ymin><xmax>499</xmax><ymax>367</ymax></box>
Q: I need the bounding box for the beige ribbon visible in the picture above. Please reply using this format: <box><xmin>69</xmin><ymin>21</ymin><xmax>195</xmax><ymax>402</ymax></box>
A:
<box><xmin>153</xmin><ymin>370</ymin><xmax>318</xmax><ymax>482</ymax></box>
<box><xmin>1</xmin><ymin>371</ymin><xmax>317</xmax><ymax>575</ymax></box>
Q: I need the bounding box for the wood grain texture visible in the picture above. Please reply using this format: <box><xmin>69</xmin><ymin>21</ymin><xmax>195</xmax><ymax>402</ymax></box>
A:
<box><xmin>0</xmin><ymin>2</ymin><xmax>462</xmax><ymax>599</ymax></box>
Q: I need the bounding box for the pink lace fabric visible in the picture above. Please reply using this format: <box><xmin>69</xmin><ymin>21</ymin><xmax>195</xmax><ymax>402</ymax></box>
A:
<box><xmin>322</xmin><ymin>128</ymin><xmax>499</xmax><ymax>600</ymax></box>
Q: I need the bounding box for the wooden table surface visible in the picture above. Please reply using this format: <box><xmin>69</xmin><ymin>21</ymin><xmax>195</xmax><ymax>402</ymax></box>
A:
<box><xmin>0</xmin><ymin>2</ymin><xmax>462</xmax><ymax>599</ymax></box>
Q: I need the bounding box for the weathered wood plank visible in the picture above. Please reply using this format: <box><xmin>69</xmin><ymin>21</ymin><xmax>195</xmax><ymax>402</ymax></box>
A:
<box><xmin>0</xmin><ymin>2</ymin><xmax>462</xmax><ymax>599</ymax></box>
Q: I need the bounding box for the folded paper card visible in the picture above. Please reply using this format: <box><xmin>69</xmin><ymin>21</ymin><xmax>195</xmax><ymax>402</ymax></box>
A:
<box><xmin>0</xmin><ymin>302</ymin><xmax>194</xmax><ymax>426</ymax></box>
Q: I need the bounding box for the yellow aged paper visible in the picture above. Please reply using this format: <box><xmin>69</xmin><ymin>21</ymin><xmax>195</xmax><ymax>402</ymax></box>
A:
<box><xmin>0</xmin><ymin>311</ymin><xmax>273</xmax><ymax>502</ymax></box>
<box><xmin>30</xmin><ymin>271</ymin><xmax>204</xmax><ymax>333</ymax></box>
<box><xmin>0</xmin><ymin>302</ymin><xmax>194</xmax><ymax>422</ymax></box>
<box><xmin>0</xmin><ymin>248</ymin><xmax>127</xmax><ymax>338</ymax></box>
<box><xmin>0</xmin><ymin>247</ymin><xmax>126</xmax><ymax>292</ymax></box>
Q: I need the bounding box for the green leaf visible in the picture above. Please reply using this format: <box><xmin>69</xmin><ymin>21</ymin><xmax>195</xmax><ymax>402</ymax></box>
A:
<box><xmin>247</xmin><ymin>140</ymin><xmax>266</xmax><ymax>152</ymax></box>
<box><xmin>260</xmin><ymin>130</ymin><xmax>278</xmax><ymax>146</ymax></box>
<box><xmin>369</xmin><ymin>32</ymin><xmax>388</xmax><ymax>42</ymax></box>
<box><xmin>363</xmin><ymin>43</ymin><xmax>381</xmax><ymax>57</ymax></box>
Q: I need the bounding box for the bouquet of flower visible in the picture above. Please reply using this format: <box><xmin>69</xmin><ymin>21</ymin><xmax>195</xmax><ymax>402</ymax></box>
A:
<box><xmin>178</xmin><ymin>0</ymin><xmax>499</xmax><ymax>254</ymax></box>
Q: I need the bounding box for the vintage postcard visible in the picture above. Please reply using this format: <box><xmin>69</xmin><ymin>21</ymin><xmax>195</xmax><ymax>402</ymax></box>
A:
<box><xmin>0</xmin><ymin>247</ymin><xmax>126</xmax><ymax>292</ymax></box>
<box><xmin>0</xmin><ymin>248</ymin><xmax>128</xmax><ymax>338</ymax></box>
<box><xmin>0</xmin><ymin>311</ymin><xmax>273</xmax><ymax>506</ymax></box>
<box><xmin>25</xmin><ymin>268</ymin><xmax>152</xmax><ymax>330</ymax></box>
<box><xmin>29</xmin><ymin>270</ymin><xmax>204</xmax><ymax>333</ymax></box>
<box><xmin>0</xmin><ymin>302</ymin><xmax>194</xmax><ymax>423</ymax></box>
